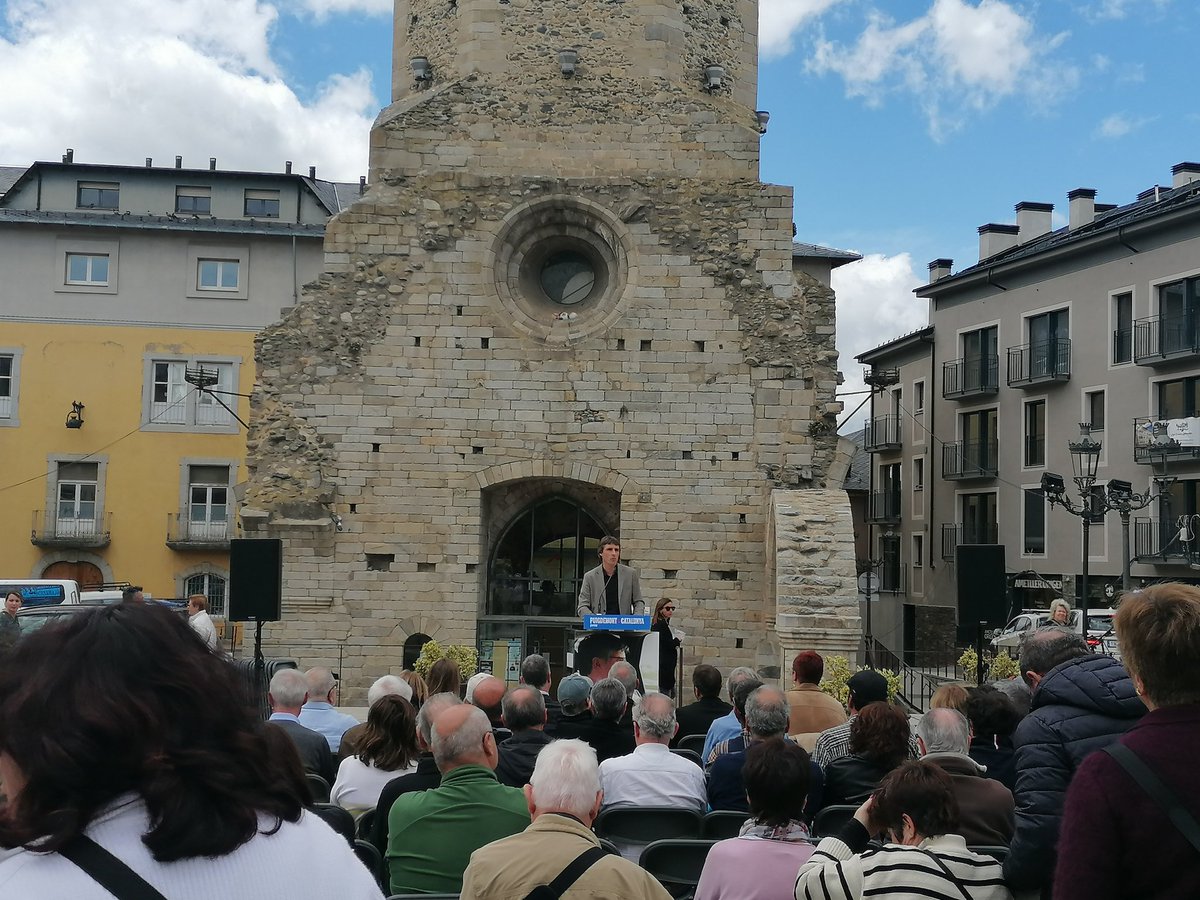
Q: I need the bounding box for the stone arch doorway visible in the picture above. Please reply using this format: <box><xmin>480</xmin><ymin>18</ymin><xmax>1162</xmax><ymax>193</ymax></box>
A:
<box><xmin>480</xmin><ymin>478</ymin><xmax>621</xmax><ymax>686</ymax></box>
<box><xmin>42</xmin><ymin>560</ymin><xmax>103</xmax><ymax>589</ymax></box>
<box><xmin>403</xmin><ymin>632</ymin><xmax>432</xmax><ymax>670</ymax></box>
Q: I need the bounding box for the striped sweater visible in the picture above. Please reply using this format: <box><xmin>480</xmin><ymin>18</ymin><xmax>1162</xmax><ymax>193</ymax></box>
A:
<box><xmin>795</xmin><ymin>820</ymin><xmax>1012</xmax><ymax>900</ymax></box>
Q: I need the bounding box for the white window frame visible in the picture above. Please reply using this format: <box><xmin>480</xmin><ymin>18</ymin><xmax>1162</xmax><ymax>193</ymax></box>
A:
<box><xmin>1022</xmin><ymin>396</ymin><xmax>1047</xmax><ymax>471</ymax></box>
<box><xmin>65</xmin><ymin>252</ymin><xmax>110</xmax><ymax>286</ymax></box>
<box><xmin>55</xmin><ymin>238</ymin><xmax>119</xmax><ymax>295</ymax></box>
<box><xmin>0</xmin><ymin>348</ymin><xmax>22</xmax><ymax>426</ymax></box>
<box><xmin>243</xmin><ymin>189</ymin><xmax>280</xmax><ymax>218</ymax></box>
<box><xmin>180</xmin><ymin>459</ymin><xmax>237</xmax><ymax>543</ymax></box>
<box><xmin>912</xmin><ymin>378</ymin><xmax>926</xmax><ymax>446</ymax></box>
<box><xmin>1109</xmin><ymin>287</ymin><xmax>1135</xmax><ymax>368</ymax></box>
<box><xmin>186</xmin><ymin>244</ymin><xmax>248</xmax><ymax>300</ymax></box>
<box><xmin>196</xmin><ymin>258</ymin><xmax>241</xmax><ymax>293</ymax></box>
<box><xmin>141</xmin><ymin>355</ymin><xmax>241</xmax><ymax>434</ymax></box>
<box><xmin>43</xmin><ymin>454</ymin><xmax>108</xmax><ymax>540</ymax></box>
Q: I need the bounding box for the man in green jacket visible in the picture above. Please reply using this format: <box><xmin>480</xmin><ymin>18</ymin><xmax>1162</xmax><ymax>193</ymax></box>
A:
<box><xmin>387</xmin><ymin>702</ymin><xmax>531</xmax><ymax>895</ymax></box>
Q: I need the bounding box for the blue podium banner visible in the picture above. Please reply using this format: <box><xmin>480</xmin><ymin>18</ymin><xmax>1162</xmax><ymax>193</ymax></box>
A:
<box><xmin>583</xmin><ymin>614</ymin><xmax>651</xmax><ymax>632</ymax></box>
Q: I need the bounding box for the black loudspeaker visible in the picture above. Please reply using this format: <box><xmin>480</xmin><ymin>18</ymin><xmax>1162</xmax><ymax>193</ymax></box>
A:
<box><xmin>228</xmin><ymin>538</ymin><xmax>283</xmax><ymax>622</ymax></box>
<box><xmin>956</xmin><ymin>544</ymin><xmax>1008</xmax><ymax>642</ymax></box>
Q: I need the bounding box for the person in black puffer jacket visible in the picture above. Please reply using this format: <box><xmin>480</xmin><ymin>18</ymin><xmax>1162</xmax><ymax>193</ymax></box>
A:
<box><xmin>1002</xmin><ymin>626</ymin><xmax>1145</xmax><ymax>898</ymax></box>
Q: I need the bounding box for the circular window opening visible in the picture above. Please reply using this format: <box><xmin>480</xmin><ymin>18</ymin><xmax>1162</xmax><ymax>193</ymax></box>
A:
<box><xmin>540</xmin><ymin>251</ymin><xmax>596</xmax><ymax>305</ymax></box>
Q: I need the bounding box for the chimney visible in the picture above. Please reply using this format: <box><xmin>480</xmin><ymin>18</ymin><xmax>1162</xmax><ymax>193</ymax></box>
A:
<box><xmin>175</xmin><ymin>155</ymin><xmax>183</xmax><ymax>169</ymax></box>
<box><xmin>928</xmin><ymin>258</ymin><xmax>953</xmax><ymax>281</ymax></box>
<box><xmin>978</xmin><ymin>224</ymin><xmax>1019</xmax><ymax>261</ymax></box>
<box><xmin>308</xmin><ymin>165</ymin><xmax>316</xmax><ymax>179</ymax></box>
<box><xmin>285</xmin><ymin>160</ymin><xmax>293</xmax><ymax>174</ymax></box>
<box><xmin>1172</xmin><ymin>162</ymin><xmax>1200</xmax><ymax>189</ymax></box>
<box><xmin>64</xmin><ymin>148</ymin><xmax>74</xmax><ymax>164</ymax></box>
<box><xmin>359</xmin><ymin>175</ymin><xmax>367</xmax><ymax>195</ymax></box>
<box><xmin>209</xmin><ymin>157</ymin><xmax>217</xmax><ymax>171</ymax></box>
<box><xmin>1096</xmin><ymin>202</ymin><xmax>1117</xmax><ymax>215</ymax></box>
<box><xmin>145</xmin><ymin>157</ymin><xmax>153</xmax><ymax>167</ymax></box>
<box><xmin>1016</xmin><ymin>201</ymin><xmax>1053</xmax><ymax>243</ymax></box>
<box><xmin>1068</xmin><ymin>188</ymin><xmax>1097</xmax><ymax>230</ymax></box>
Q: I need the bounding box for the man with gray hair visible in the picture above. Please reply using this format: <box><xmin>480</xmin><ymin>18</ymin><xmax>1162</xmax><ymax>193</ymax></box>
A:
<box><xmin>609</xmin><ymin>659</ymin><xmax>642</xmax><ymax>725</ymax></box>
<box><xmin>702</xmin><ymin>665</ymin><xmax>758</xmax><ymax>761</ymax></box>
<box><xmin>599</xmin><ymin>692</ymin><xmax>705</xmax><ymax>812</ymax></box>
<box><xmin>369</xmin><ymin>691</ymin><xmax>461</xmax><ymax>854</ymax></box>
<box><xmin>707</xmin><ymin>685</ymin><xmax>794</xmax><ymax>811</ymax></box>
<box><xmin>495</xmin><ymin>685</ymin><xmax>553</xmax><ymax>788</ymax></box>
<box><xmin>916</xmin><ymin>707</ymin><xmax>1014</xmax><ymax>846</ymax></box>
<box><xmin>520</xmin><ymin>653</ymin><xmax>561</xmax><ymax>731</ymax></box>
<box><xmin>297</xmin><ymin>666</ymin><xmax>359</xmax><ymax>752</ymax></box>
<box><xmin>1004</xmin><ymin>626</ymin><xmax>1143</xmax><ymax>894</ymax></box>
<box><xmin>267</xmin><ymin>667</ymin><xmax>335</xmax><ymax>785</ymax></box>
<box><xmin>386</xmin><ymin>703</ymin><xmax>530</xmax><ymax>895</ymax></box>
<box><xmin>574</xmin><ymin>677</ymin><xmax>636</xmax><ymax>763</ymax></box>
<box><xmin>459</xmin><ymin>739</ymin><xmax>671</xmax><ymax>900</ymax></box>
<box><xmin>338</xmin><ymin>673</ymin><xmax>415</xmax><ymax>762</ymax></box>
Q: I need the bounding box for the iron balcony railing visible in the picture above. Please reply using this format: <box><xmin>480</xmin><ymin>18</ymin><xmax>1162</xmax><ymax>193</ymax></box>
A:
<box><xmin>1132</xmin><ymin>417</ymin><xmax>1200</xmax><ymax>464</ymax></box>
<box><xmin>1006</xmin><ymin>338</ymin><xmax>1071</xmax><ymax>387</ymax></box>
<box><xmin>941</xmin><ymin>522</ymin><xmax>998</xmax><ymax>559</ymax></box>
<box><xmin>1134</xmin><ymin>313</ymin><xmax>1200</xmax><ymax>365</ymax></box>
<box><xmin>1133</xmin><ymin>519</ymin><xmax>1189</xmax><ymax>561</ymax></box>
<box><xmin>31</xmin><ymin>510</ymin><xmax>111</xmax><ymax>548</ymax></box>
<box><xmin>863</xmin><ymin>415</ymin><xmax>902</xmax><ymax>452</ymax></box>
<box><xmin>942</xmin><ymin>439</ymin><xmax>999</xmax><ymax>479</ymax></box>
<box><xmin>942</xmin><ymin>355</ymin><xmax>999</xmax><ymax>399</ymax></box>
<box><xmin>867</xmin><ymin>491</ymin><xmax>902</xmax><ymax>524</ymax></box>
<box><xmin>166</xmin><ymin>513</ymin><xmax>232</xmax><ymax>549</ymax></box>
<box><xmin>941</xmin><ymin>524</ymin><xmax>961</xmax><ymax>560</ymax></box>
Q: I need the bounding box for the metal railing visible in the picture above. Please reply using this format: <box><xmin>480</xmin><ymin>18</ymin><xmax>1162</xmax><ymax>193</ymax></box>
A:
<box><xmin>942</xmin><ymin>355</ymin><xmax>999</xmax><ymax>399</ymax></box>
<box><xmin>1133</xmin><ymin>518</ymin><xmax>1189</xmax><ymax>561</ymax></box>
<box><xmin>867</xmin><ymin>491</ymin><xmax>902</xmax><ymax>524</ymax></box>
<box><xmin>942</xmin><ymin>440</ymin><xmax>999</xmax><ymax>479</ymax></box>
<box><xmin>941</xmin><ymin>521</ymin><xmax>998</xmax><ymax>560</ymax></box>
<box><xmin>31</xmin><ymin>510</ymin><xmax>111</xmax><ymax>547</ymax></box>
<box><xmin>1134</xmin><ymin>313</ymin><xmax>1200</xmax><ymax>364</ymax></box>
<box><xmin>864</xmin><ymin>415</ymin><xmax>902</xmax><ymax>451</ymax></box>
<box><xmin>1006</xmin><ymin>338</ymin><xmax>1071</xmax><ymax>386</ymax></box>
<box><xmin>167</xmin><ymin>513</ymin><xmax>232</xmax><ymax>548</ymax></box>
<box><xmin>866</xmin><ymin>637</ymin><xmax>965</xmax><ymax>712</ymax></box>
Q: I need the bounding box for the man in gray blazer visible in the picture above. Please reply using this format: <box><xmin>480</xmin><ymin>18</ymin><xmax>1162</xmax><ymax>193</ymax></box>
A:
<box><xmin>576</xmin><ymin>535</ymin><xmax>644</xmax><ymax>618</ymax></box>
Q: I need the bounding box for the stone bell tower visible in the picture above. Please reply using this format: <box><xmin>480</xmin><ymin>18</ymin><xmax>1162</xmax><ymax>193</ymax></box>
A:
<box><xmin>241</xmin><ymin>0</ymin><xmax>860</xmax><ymax>693</ymax></box>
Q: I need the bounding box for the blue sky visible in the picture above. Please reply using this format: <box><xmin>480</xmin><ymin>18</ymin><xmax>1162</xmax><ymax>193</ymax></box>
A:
<box><xmin>1</xmin><ymin>0</ymin><xmax>1196</xmax><ymax>428</ymax></box>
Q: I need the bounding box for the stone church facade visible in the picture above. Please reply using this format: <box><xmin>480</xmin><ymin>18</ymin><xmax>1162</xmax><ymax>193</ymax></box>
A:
<box><xmin>241</xmin><ymin>0</ymin><xmax>860</xmax><ymax>696</ymax></box>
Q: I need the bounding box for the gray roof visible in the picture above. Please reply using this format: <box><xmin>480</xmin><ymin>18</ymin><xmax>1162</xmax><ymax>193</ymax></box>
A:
<box><xmin>792</xmin><ymin>241</ymin><xmax>862</xmax><ymax>266</ymax></box>
<box><xmin>855</xmin><ymin>325</ymin><xmax>935</xmax><ymax>364</ymax></box>
<box><xmin>0</xmin><ymin>208</ymin><xmax>326</xmax><ymax>238</ymax></box>
<box><xmin>303</xmin><ymin>177</ymin><xmax>363</xmax><ymax>215</ymax></box>
<box><xmin>920</xmin><ymin>178</ymin><xmax>1200</xmax><ymax>294</ymax></box>
<box><xmin>843</xmin><ymin>428</ymin><xmax>869</xmax><ymax>493</ymax></box>
<box><xmin>0</xmin><ymin>166</ymin><xmax>26</xmax><ymax>198</ymax></box>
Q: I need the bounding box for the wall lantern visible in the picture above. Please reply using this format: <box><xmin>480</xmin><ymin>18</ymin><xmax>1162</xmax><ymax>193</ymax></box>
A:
<box><xmin>558</xmin><ymin>48</ymin><xmax>579</xmax><ymax>77</ymax></box>
<box><xmin>755</xmin><ymin>110</ymin><xmax>770</xmax><ymax>133</ymax></box>
<box><xmin>704</xmin><ymin>65</ymin><xmax>725</xmax><ymax>92</ymax></box>
<box><xmin>411</xmin><ymin>56</ymin><xmax>432</xmax><ymax>83</ymax></box>
<box><xmin>65</xmin><ymin>401</ymin><xmax>85</xmax><ymax>429</ymax></box>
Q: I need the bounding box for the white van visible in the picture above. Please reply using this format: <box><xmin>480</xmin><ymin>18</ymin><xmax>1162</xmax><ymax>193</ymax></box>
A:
<box><xmin>0</xmin><ymin>579</ymin><xmax>81</xmax><ymax>608</ymax></box>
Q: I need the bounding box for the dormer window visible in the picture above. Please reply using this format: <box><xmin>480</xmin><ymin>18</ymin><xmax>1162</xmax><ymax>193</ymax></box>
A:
<box><xmin>243</xmin><ymin>189</ymin><xmax>280</xmax><ymax>218</ymax></box>
<box><xmin>76</xmin><ymin>182</ymin><xmax>119</xmax><ymax>210</ymax></box>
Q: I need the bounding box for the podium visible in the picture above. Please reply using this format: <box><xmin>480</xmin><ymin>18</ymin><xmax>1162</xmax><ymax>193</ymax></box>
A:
<box><xmin>582</xmin><ymin>614</ymin><xmax>651</xmax><ymax>632</ymax></box>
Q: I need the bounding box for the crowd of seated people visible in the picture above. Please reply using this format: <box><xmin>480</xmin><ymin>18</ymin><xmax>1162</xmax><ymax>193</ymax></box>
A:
<box><xmin>9</xmin><ymin>597</ymin><xmax>1182</xmax><ymax>900</ymax></box>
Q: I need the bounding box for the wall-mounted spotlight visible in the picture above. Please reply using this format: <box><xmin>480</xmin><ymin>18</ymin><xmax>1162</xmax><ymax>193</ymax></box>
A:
<box><xmin>65</xmin><ymin>401</ymin><xmax>85</xmax><ymax>429</ymax></box>
<box><xmin>755</xmin><ymin>110</ymin><xmax>770</xmax><ymax>133</ymax></box>
<box><xmin>704</xmin><ymin>64</ymin><xmax>725</xmax><ymax>92</ymax></box>
<box><xmin>411</xmin><ymin>56</ymin><xmax>432</xmax><ymax>83</ymax></box>
<box><xmin>558</xmin><ymin>47</ymin><xmax>579</xmax><ymax>77</ymax></box>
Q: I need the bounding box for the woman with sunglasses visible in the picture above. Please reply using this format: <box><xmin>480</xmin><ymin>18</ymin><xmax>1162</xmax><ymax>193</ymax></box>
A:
<box><xmin>649</xmin><ymin>598</ymin><xmax>683</xmax><ymax>698</ymax></box>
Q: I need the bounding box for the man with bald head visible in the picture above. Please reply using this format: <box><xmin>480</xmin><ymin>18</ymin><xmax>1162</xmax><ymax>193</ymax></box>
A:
<box><xmin>471</xmin><ymin>674</ymin><xmax>511</xmax><ymax>741</ymax></box>
<box><xmin>386</xmin><ymin>704</ymin><xmax>530</xmax><ymax>895</ymax></box>
<box><xmin>495</xmin><ymin>685</ymin><xmax>553</xmax><ymax>788</ymax></box>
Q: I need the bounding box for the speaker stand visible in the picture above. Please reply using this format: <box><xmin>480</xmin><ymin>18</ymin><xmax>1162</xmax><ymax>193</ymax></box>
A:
<box><xmin>253</xmin><ymin>619</ymin><xmax>265</xmax><ymax>688</ymax></box>
<box><xmin>974</xmin><ymin>622</ymin><xmax>986</xmax><ymax>686</ymax></box>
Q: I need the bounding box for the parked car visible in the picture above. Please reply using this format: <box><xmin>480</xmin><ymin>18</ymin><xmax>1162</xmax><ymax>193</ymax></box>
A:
<box><xmin>16</xmin><ymin>599</ymin><xmax>187</xmax><ymax>639</ymax></box>
<box><xmin>991</xmin><ymin>608</ymin><xmax>1115</xmax><ymax>655</ymax></box>
<box><xmin>0</xmin><ymin>579</ymin><xmax>80</xmax><ymax>607</ymax></box>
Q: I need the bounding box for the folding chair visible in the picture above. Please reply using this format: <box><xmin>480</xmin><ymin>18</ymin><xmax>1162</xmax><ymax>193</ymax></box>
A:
<box><xmin>305</xmin><ymin>772</ymin><xmax>331</xmax><ymax>804</ymax></box>
<box><xmin>593</xmin><ymin>805</ymin><xmax>703</xmax><ymax>861</ymax></box>
<box><xmin>701</xmin><ymin>810</ymin><xmax>748</xmax><ymax>840</ymax></box>
<box><xmin>676</xmin><ymin>734</ymin><xmax>707</xmax><ymax>757</ymax></box>
<box><xmin>671</xmin><ymin>748</ymin><xmax>704</xmax><ymax>768</ymax></box>
<box><xmin>353</xmin><ymin>838</ymin><xmax>386</xmax><ymax>890</ymax></box>
<box><xmin>969</xmin><ymin>845</ymin><xmax>1009</xmax><ymax>863</ymax></box>
<box><xmin>639</xmin><ymin>838</ymin><xmax>717</xmax><ymax>899</ymax></box>
<box><xmin>811</xmin><ymin>804</ymin><xmax>858</xmax><ymax>838</ymax></box>
<box><xmin>310</xmin><ymin>802</ymin><xmax>356</xmax><ymax>844</ymax></box>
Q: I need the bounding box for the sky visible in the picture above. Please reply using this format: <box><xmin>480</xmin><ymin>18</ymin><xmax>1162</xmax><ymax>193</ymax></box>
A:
<box><xmin>2</xmin><ymin>0</ymin><xmax>1197</xmax><ymax>432</ymax></box>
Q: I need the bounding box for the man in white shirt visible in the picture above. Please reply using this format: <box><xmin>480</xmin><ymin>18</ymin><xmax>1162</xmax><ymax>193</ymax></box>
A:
<box><xmin>186</xmin><ymin>593</ymin><xmax>219</xmax><ymax>651</ymax></box>
<box><xmin>598</xmin><ymin>692</ymin><xmax>705</xmax><ymax>812</ymax></box>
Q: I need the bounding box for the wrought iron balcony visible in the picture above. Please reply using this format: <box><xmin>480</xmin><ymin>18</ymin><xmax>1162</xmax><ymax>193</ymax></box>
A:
<box><xmin>867</xmin><ymin>491</ymin><xmax>902</xmax><ymax>524</ymax></box>
<box><xmin>1133</xmin><ymin>518</ymin><xmax>1189</xmax><ymax>561</ymax></box>
<box><xmin>863</xmin><ymin>415</ymin><xmax>902</xmax><ymax>452</ymax></box>
<box><xmin>31</xmin><ymin>510</ymin><xmax>111</xmax><ymax>548</ymax></box>
<box><xmin>1134</xmin><ymin>313</ymin><xmax>1200</xmax><ymax>366</ymax></box>
<box><xmin>1007</xmin><ymin>338</ymin><xmax>1071</xmax><ymax>387</ymax></box>
<box><xmin>942</xmin><ymin>355</ymin><xmax>999</xmax><ymax>400</ymax></box>
<box><xmin>941</xmin><ymin>522</ymin><xmax>998</xmax><ymax>560</ymax></box>
<box><xmin>166</xmin><ymin>513</ymin><xmax>232</xmax><ymax>550</ymax></box>
<box><xmin>1132</xmin><ymin>418</ymin><xmax>1200</xmax><ymax>464</ymax></box>
<box><xmin>942</xmin><ymin>440</ymin><xmax>999</xmax><ymax>480</ymax></box>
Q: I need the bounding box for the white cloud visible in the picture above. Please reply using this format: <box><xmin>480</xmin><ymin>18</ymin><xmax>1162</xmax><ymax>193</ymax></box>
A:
<box><xmin>759</xmin><ymin>0</ymin><xmax>849</xmax><ymax>58</ymax></box>
<box><xmin>808</xmin><ymin>0</ymin><xmax>1077</xmax><ymax>140</ymax></box>
<box><xmin>0</xmin><ymin>0</ymin><xmax>378</xmax><ymax>179</ymax></box>
<box><xmin>1095</xmin><ymin>112</ymin><xmax>1155</xmax><ymax>139</ymax></box>
<box><xmin>1078</xmin><ymin>0</ymin><xmax>1172</xmax><ymax>22</ymax></box>
<box><xmin>831</xmin><ymin>253</ymin><xmax>928</xmax><ymax>432</ymax></box>
<box><xmin>296</xmin><ymin>0</ymin><xmax>391</xmax><ymax>18</ymax></box>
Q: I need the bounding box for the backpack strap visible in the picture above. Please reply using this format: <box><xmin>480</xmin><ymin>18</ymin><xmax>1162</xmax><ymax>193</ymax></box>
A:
<box><xmin>1104</xmin><ymin>742</ymin><xmax>1200</xmax><ymax>853</ymax></box>
<box><xmin>59</xmin><ymin>834</ymin><xmax>169</xmax><ymax>900</ymax></box>
<box><xmin>523</xmin><ymin>844</ymin><xmax>609</xmax><ymax>900</ymax></box>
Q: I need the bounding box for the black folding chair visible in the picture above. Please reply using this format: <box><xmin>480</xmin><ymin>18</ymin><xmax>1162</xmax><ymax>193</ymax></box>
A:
<box><xmin>593</xmin><ymin>806</ymin><xmax>703</xmax><ymax>861</ymax></box>
<box><xmin>639</xmin><ymin>838</ymin><xmax>717</xmax><ymax>899</ymax></box>
<box><xmin>701</xmin><ymin>810</ymin><xmax>748</xmax><ymax>840</ymax></box>
<box><xmin>353</xmin><ymin>838</ymin><xmax>386</xmax><ymax>890</ymax></box>
<box><xmin>310</xmin><ymin>802</ymin><xmax>356</xmax><ymax>844</ymax></box>
<box><xmin>969</xmin><ymin>845</ymin><xmax>1009</xmax><ymax>863</ymax></box>
<box><xmin>677</xmin><ymin>734</ymin><xmax>707</xmax><ymax>756</ymax></box>
<box><xmin>811</xmin><ymin>804</ymin><xmax>858</xmax><ymax>838</ymax></box>
<box><xmin>355</xmin><ymin>807</ymin><xmax>376</xmax><ymax>841</ymax></box>
<box><xmin>305</xmin><ymin>772</ymin><xmax>331</xmax><ymax>804</ymax></box>
<box><xmin>671</xmin><ymin>748</ymin><xmax>704</xmax><ymax>768</ymax></box>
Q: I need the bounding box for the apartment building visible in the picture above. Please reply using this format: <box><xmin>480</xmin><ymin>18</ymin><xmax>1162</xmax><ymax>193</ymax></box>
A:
<box><xmin>0</xmin><ymin>153</ymin><xmax>359</xmax><ymax>609</ymax></box>
<box><xmin>855</xmin><ymin>160</ymin><xmax>1200</xmax><ymax>656</ymax></box>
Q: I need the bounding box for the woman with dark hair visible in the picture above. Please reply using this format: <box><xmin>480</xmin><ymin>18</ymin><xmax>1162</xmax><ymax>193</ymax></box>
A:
<box><xmin>425</xmin><ymin>657</ymin><xmax>462</xmax><ymax>698</ymax></box>
<box><xmin>819</xmin><ymin>703</ymin><xmax>911</xmax><ymax>808</ymax></box>
<box><xmin>0</xmin><ymin>602</ymin><xmax>382</xmax><ymax>898</ymax></box>
<box><xmin>331</xmin><ymin>695</ymin><xmax>420</xmax><ymax>814</ymax></box>
<box><xmin>965</xmin><ymin>685</ymin><xmax>1021</xmax><ymax>791</ymax></box>
<box><xmin>649</xmin><ymin>597</ymin><xmax>682</xmax><ymax>697</ymax></box>
<box><xmin>694</xmin><ymin>738</ymin><xmax>816</xmax><ymax>900</ymax></box>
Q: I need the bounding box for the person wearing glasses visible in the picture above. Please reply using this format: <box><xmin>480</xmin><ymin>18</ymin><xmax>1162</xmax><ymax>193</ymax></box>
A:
<box><xmin>648</xmin><ymin>598</ymin><xmax>682</xmax><ymax>697</ymax></box>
